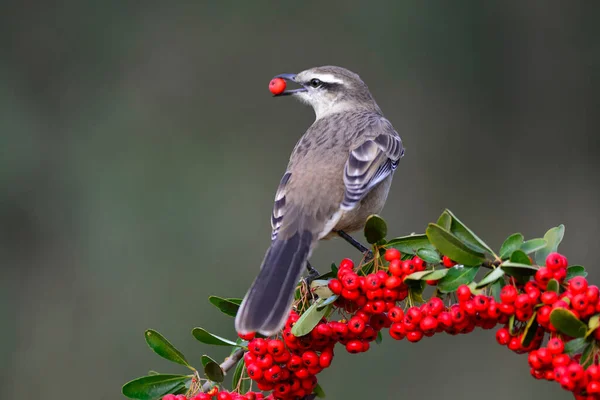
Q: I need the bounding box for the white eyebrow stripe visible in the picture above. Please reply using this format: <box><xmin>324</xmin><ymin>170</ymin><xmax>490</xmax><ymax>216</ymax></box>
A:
<box><xmin>310</xmin><ymin>73</ymin><xmax>345</xmax><ymax>84</ymax></box>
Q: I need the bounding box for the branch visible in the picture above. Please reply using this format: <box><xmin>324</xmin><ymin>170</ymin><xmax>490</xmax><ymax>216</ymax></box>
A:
<box><xmin>201</xmin><ymin>348</ymin><xmax>245</xmax><ymax>392</ymax></box>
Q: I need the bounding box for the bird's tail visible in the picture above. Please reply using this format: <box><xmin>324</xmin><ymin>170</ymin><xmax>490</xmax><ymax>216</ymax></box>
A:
<box><xmin>235</xmin><ymin>230</ymin><xmax>313</xmax><ymax>336</ymax></box>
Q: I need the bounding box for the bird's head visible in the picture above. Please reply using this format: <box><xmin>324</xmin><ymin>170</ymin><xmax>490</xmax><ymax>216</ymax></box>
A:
<box><xmin>272</xmin><ymin>66</ymin><xmax>381</xmax><ymax>119</ymax></box>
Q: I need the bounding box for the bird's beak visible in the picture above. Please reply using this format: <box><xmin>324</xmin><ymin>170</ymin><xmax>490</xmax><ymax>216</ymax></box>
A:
<box><xmin>272</xmin><ymin>73</ymin><xmax>308</xmax><ymax>97</ymax></box>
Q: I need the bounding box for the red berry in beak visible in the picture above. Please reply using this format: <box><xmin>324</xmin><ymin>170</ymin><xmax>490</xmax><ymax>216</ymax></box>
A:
<box><xmin>269</xmin><ymin>78</ymin><xmax>286</xmax><ymax>95</ymax></box>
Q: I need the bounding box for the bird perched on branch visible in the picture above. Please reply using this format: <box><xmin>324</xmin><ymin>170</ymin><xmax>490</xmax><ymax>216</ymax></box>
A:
<box><xmin>235</xmin><ymin>66</ymin><xmax>404</xmax><ymax>336</ymax></box>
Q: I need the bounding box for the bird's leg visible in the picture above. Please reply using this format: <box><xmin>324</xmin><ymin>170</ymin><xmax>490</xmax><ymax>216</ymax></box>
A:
<box><xmin>304</xmin><ymin>261</ymin><xmax>321</xmax><ymax>300</ymax></box>
<box><xmin>336</xmin><ymin>230</ymin><xmax>374</xmax><ymax>260</ymax></box>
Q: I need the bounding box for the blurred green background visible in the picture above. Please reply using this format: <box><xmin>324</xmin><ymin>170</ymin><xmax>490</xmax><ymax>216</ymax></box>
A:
<box><xmin>1</xmin><ymin>1</ymin><xmax>599</xmax><ymax>399</ymax></box>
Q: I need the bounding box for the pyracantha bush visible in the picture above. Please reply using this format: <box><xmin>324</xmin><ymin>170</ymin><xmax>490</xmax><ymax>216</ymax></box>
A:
<box><xmin>123</xmin><ymin>210</ymin><xmax>598</xmax><ymax>400</ymax></box>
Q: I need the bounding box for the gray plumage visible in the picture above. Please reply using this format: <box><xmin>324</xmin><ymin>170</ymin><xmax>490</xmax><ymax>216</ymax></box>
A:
<box><xmin>235</xmin><ymin>66</ymin><xmax>404</xmax><ymax>336</ymax></box>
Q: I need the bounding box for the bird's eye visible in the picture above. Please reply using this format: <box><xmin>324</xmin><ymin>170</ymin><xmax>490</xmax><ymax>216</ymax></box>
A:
<box><xmin>309</xmin><ymin>78</ymin><xmax>323</xmax><ymax>88</ymax></box>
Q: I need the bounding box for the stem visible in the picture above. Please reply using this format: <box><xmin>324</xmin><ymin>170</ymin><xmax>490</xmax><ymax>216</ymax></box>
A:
<box><xmin>482</xmin><ymin>259</ymin><xmax>501</xmax><ymax>270</ymax></box>
<box><xmin>201</xmin><ymin>348</ymin><xmax>245</xmax><ymax>392</ymax></box>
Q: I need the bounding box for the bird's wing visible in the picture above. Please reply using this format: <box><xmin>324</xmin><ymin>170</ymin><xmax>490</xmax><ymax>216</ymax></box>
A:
<box><xmin>341</xmin><ymin>120</ymin><xmax>404</xmax><ymax>211</ymax></box>
<box><xmin>271</xmin><ymin>172</ymin><xmax>290</xmax><ymax>240</ymax></box>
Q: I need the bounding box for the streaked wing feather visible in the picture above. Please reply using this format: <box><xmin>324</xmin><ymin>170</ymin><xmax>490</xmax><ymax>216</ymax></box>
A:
<box><xmin>341</xmin><ymin>132</ymin><xmax>403</xmax><ymax>211</ymax></box>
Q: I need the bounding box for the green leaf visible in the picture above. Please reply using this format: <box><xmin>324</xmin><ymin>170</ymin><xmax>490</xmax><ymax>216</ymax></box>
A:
<box><xmin>546</xmin><ymin>279</ymin><xmax>559</xmax><ymax>293</ymax></box>
<box><xmin>510</xmin><ymin>250</ymin><xmax>532</xmax><ymax>265</ymax></box>
<box><xmin>436</xmin><ymin>266</ymin><xmax>480</xmax><ymax>293</ymax></box>
<box><xmin>385</xmin><ymin>234</ymin><xmax>434</xmax><ymax>255</ymax></box>
<box><xmin>404</xmin><ymin>270</ymin><xmax>436</xmax><ymax>282</ymax></box>
<box><xmin>310</xmin><ymin>280</ymin><xmax>334</xmax><ymax>299</ymax></box>
<box><xmin>422</xmin><ymin>269</ymin><xmax>449</xmax><ymax>281</ymax></box>
<box><xmin>201</xmin><ymin>355</ymin><xmax>218</xmax><ymax>367</ymax></box>
<box><xmin>364</xmin><ymin>214</ymin><xmax>387</xmax><ymax>244</ymax></box>
<box><xmin>226</xmin><ymin>298</ymin><xmax>242</xmax><ymax>305</ymax></box>
<box><xmin>535</xmin><ymin>225</ymin><xmax>565</xmax><ymax>266</ymax></box>
<box><xmin>490</xmin><ymin>278</ymin><xmax>505</xmax><ymax>302</ymax></box>
<box><xmin>314</xmin><ymin>383</ymin><xmax>326</xmax><ymax>398</ymax></box>
<box><xmin>501</xmin><ymin>262</ymin><xmax>538</xmax><ymax>277</ymax></box>
<box><xmin>144</xmin><ymin>330</ymin><xmax>191</xmax><ymax>368</ymax></box>
<box><xmin>437</xmin><ymin>211</ymin><xmax>452</xmax><ymax>230</ymax></box>
<box><xmin>122</xmin><ymin>375</ymin><xmax>190</xmax><ymax>400</ymax></box>
<box><xmin>476</xmin><ymin>267</ymin><xmax>505</xmax><ymax>288</ymax></box>
<box><xmin>445</xmin><ymin>209</ymin><xmax>494</xmax><ymax>255</ymax></box>
<box><xmin>566</xmin><ymin>266</ymin><xmax>588</xmax><ymax>281</ymax></box>
<box><xmin>148</xmin><ymin>371</ymin><xmax>160</xmax><ymax>376</ymax></box>
<box><xmin>521</xmin><ymin>312</ymin><xmax>539</xmax><ymax>347</ymax></box>
<box><xmin>204</xmin><ymin>361</ymin><xmax>224</xmax><ymax>383</ymax></box>
<box><xmin>426</xmin><ymin>224</ymin><xmax>486</xmax><ymax>266</ymax></box>
<box><xmin>376</xmin><ymin>331</ymin><xmax>383</xmax><ymax>345</ymax></box>
<box><xmin>520</xmin><ymin>238</ymin><xmax>547</xmax><ymax>255</ymax></box>
<box><xmin>318</xmin><ymin>295</ymin><xmax>339</xmax><ymax>310</ymax></box>
<box><xmin>564</xmin><ymin>337</ymin><xmax>587</xmax><ymax>355</ymax></box>
<box><xmin>586</xmin><ymin>315</ymin><xmax>600</xmax><ymax>339</ymax></box>
<box><xmin>232</xmin><ymin>359</ymin><xmax>249</xmax><ymax>394</ymax></box>
<box><xmin>508</xmin><ymin>314</ymin><xmax>517</xmax><ymax>335</ymax></box>
<box><xmin>407</xmin><ymin>280</ymin><xmax>426</xmax><ymax>303</ymax></box>
<box><xmin>581</xmin><ymin>342</ymin><xmax>596</xmax><ymax>369</ymax></box>
<box><xmin>291</xmin><ymin>299</ymin><xmax>329</xmax><ymax>337</ymax></box>
<box><xmin>209</xmin><ymin>296</ymin><xmax>240</xmax><ymax>317</ymax></box>
<box><xmin>191</xmin><ymin>328</ymin><xmax>238</xmax><ymax>346</ymax></box>
<box><xmin>417</xmin><ymin>248</ymin><xmax>441</xmax><ymax>264</ymax></box>
<box><xmin>550</xmin><ymin>308</ymin><xmax>588</xmax><ymax>338</ymax></box>
<box><xmin>499</xmin><ymin>233</ymin><xmax>524</xmax><ymax>259</ymax></box>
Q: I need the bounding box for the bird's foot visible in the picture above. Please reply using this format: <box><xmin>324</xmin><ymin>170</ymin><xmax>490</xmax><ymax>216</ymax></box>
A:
<box><xmin>304</xmin><ymin>261</ymin><xmax>320</xmax><ymax>286</ymax></box>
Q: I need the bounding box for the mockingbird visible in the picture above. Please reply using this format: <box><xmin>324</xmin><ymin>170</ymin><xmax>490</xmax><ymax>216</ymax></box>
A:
<box><xmin>235</xmin><ymin>66</ymin><xmax>404</xmax><ymax>336</ymax></box>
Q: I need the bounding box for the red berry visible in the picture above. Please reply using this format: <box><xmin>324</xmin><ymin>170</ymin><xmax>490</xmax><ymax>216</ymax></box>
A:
<box><xmin>407</xmin><ymin>307</ymin><xmax>423</xmax><ymax>323</ymax></box>
<box><xmin>294</xmin><ymin>368</ymin><xmax>310</xmax><ymax>380</ymax></box>
<box><xmin>163</xmin><ymin>395</ymin><xmax>177</xmax><ymax>400</ymax></box>
<box><xmin>255</xmin><ymin>354</ymin><xmax>274</xmax><ymax>369</ymax></box>
<box><xmin>456</xmin><ymin>285</ymin><xmax>472</xmax><ymax>302</ymax></box>
<box><xmin>345</xmin><ymin>340</ymin><xmax>363</xmax><ymax>354</ymax></box>
<box><xmin>572</xmin><ymin>293</ymin><xmax>589</xmax><ymax>311</ymax></box>
<box><xmin>384</xmin><ymin>248</ymin><xmax>401</xmax><ymax>261</ymax></box>
<box><xmin>401</xmin><ymin>260</ymin><xmax>415</xmax><ymax>275</ymax></box>
<box><xmin>473</xmin><ymin>295</ymin><xmax>490</xmax><ymax>312</ymax></box>
<box><xmin>388</xmin><ymin>259</ymin><xmax>403</xmax><ymax>277</ymax></box>
<box><xmin>287</xmin><ymin>355</ymin><xmax>303</xmax><ymax>371</ymax></box>
<box><xmin>419</xmin><ymin>316</ymin><xmax>438</xmax><ymax>333</ymax></box>
<box><xmin>406</xmin><ymin>330</ymin><xmax>423</xmax><ymax>342</ymax></box>
<box><xmin>385</xmin><ymin>275</ymin><xmax>402</xmax><ymax>289</ymax></box>
<box><xmin>547</xmin><ymin>338</ymin><xmax>565</xmax><ymax>355</ymax></box>
<box><xmin>218</xmin><ymin>393</ymin><xmax>232</xmax><ymax>400</ymax></box>
<box><xmin>339</xmin><ymin>258</ymin><xmax>354</xmax><ymax>270</ymax></box>
<box><xmin>535</xmin><ymin>267</ymin><xmax>553</xmax><ymax>287</ymax></box>
<box><xmin>553</xmin><ymin>268</ymin><xmax>567</xmax><ymax>282</ymax></box>
<box><xmin>588</xmin><ymin>381</ymin><xmax>600</xmax><ymax>394</ymax></box>
<box><xmin>342</xmin><ymin>288</ymin><xmax>360</xmax><ymax>301</ymax></box>
<box><xmin>587</xmin><ymin>365</ymin><xmax>600</xmax><ymax>381</ymax></box>
<box><xmin>426</xmin><ymin>297</ymin><xmax>445</xmax><ymax>316</ymax></box>
<box><xmin>569</xmin><ymin>276</ymin><xmax>588</xmax><ymax>294</ymax></box>
<box><xmin>319</xmin><ymin>350</ymin><xmax>333</xmax><ymax>368</ymax></box>
<box><xmin>568</xmin><ymin>363</ymin><xmax>584</xmax><ymax>381</ymax></box>
<box><xmin>514</xmin><ymin>294</ymin><xmax>532</xmax><ymax>310</ymax></box>
<box><xmin>495</xmin><ymin>327</ymin><xmax>511</xmax><ymax>345</ymax></box>
<box><xmin>546</xmin><ymin>252</ymin><xmax>568</xmax><ymax>270</ymax></box>
<box><xmin>268</xmin><ymin>78</ymin><xmax>286</xmax><ymax>95</ymax></box>
<box><xmin>249</xmin><ymin>338</ymin><xmax>268</xmax><ymax>355</ymax></box>
<box><xmin>328</xmin><ymin>279</ymin><xmax>343</xmax><ymax>295</ymax></box>
<box><xmin>301</xmin><ymin>351</ymin><xmax>319</xmax><ymax>367</ymax></box>
<box><xmin>552</xmin><ymin>354</ymin><xmax>571</xmax><ymax>368</ymax></box>
<box><xmin>412</xmin><ymin>256</ymin><xmax>425</xmax><ymax>270</ymax></box>
<box><xmin>500</xmin><ymin>285</ymin><xmax>518</xmax><ymax>304</ymax></box>
<box><xmin>442</xmin><ymin>255</ymin><xmax>456</xmax><ymax>268</ymax></box>
<box><xmin>364</xmin><ymin>274</ymin><xmax>382</xmax><ymax>290</ymax></box>
<box><xmin>342</xmin><ymin>273</ymin><xmax>360</xmax><ymax>290</ymax></box>
<box><xmin>437</xmin><ymin>312</ymin><xmax>453</xmax><ymax>329</ymax></box>
<box><xmin>541</xmin><ymin>291</ymin><xmax>558</xmax><ymax>305</ymax></box>
<box><xmin>246</xmin><ymin>363</ymin><xmax>263</xmax><ymax>380</ymax></box>
<box><xmin>238</xmin><ymin>332</ymin><xmax>256</xmax><ymax>341</ymax></box>
<box><xmin>267</xmin><ymin>339</ymin><xmax>285</xmax><ymax>356</ymax></box>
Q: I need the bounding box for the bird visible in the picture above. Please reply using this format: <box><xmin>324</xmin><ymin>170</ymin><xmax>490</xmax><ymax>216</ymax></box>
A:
<box><xmin>235</xmin><ymin>66</ymin><xmax>404</xmax><ymax>336</ymax></box>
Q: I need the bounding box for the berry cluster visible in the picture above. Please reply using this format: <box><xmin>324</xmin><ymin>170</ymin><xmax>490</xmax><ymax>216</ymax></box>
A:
<box><xmin>162</xmin><ymin>389</ymin><xmax>264</xmax><ymax>400</ymax></box>
<box><xmin>164</xmin><ymin>250</ymin><xmax>600</xmax><ymax>400</ymax></box>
